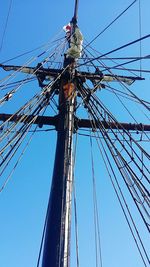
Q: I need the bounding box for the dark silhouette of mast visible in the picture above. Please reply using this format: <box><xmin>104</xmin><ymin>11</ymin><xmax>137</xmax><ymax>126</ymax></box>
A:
<box><xmin>41</xmin><ymin>82</ymin><xmax>75</xmax><ymax>267</ymax></box>
<box><xmin>42</xmin><ymin>2</ymin><xmax>78</xmax><ymax>266</ymax></box>
<box><xmin>0</xmin><ymin>0</ymin><xmax>149</xmax><ymax>266</ymax></box>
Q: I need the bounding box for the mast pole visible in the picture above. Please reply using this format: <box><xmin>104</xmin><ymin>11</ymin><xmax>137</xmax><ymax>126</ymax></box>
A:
<box><xmin>41</xmin><ymin>79</ymin><xmax>75</xmax><ymax>267</ymax></box>
<box><xmin>73</xmin><ymin>0</ymin><xmax>79</xmax><ymax>22</ymax></box>
<box><xmin>42</xmin><ymin>2</ymin><xmax>78</xmax><ymax>266</ymax></box>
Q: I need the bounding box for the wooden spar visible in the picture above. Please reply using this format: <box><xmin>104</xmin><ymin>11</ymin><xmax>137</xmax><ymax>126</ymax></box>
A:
<box><xmin>41</xmin><ymin>77</ymin><xmax>75</xmax><ymax>267</ymax></box>
<box><xmin>42</xmin><ymin>1</ymin><xmax>78</xmax><ymax>265</ymax></box>
<box><xmin>73</xmin><ymin>0</ymin><xmax>79</xmax><ymax>22</ymax></box>
<box><xmin>0</xmin><ymin>64</ymin><xmax>145</xmax><ymax>84</ymax></box>
<box><xmin>0</xmin><ymin>113</ymin><xmax>150</xmax><ymax>132</ymax></box>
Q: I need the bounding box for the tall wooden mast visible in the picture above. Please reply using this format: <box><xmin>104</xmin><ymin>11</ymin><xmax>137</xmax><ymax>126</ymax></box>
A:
<box><xmin>0</xmin><ymin>1</ymin><xmax>149</xmax><ymax>266</ymax></box>
<box><xmin>42</xmin><ymin>1</ymin><xmax>78</xmax><ymax>266</ymax></box>
<box><xmin>41</xmin><ymin>81</ymin><xmax>75</xmax><ymax>267</ymax></box>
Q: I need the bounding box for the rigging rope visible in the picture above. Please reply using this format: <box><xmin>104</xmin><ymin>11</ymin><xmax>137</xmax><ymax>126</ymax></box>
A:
<box><xmin>138</xmin><ymin>0</ymin><xmax>142</xmax><ymax>77</ymax></box>
<box><xmin>0</xmin><ymin>35</ymin><xmax>67</xmax><ymax>92</ymax></box>
<box><xmin>0</xmin><ymin>77</ymin><xmax>36</xmax><ymax>90</ymax></box>
<box><xmin>78</xmin><ymin>34</ymin><xmax>150</xmax><ymax>68</ymax></box>
<box><xmin>80</xmin><ymin>45</ymin><xmax>150</xmax><ymax>117</ymax></box>
<box><xmin>103</xmin><ymin>85</ymin><xmax>150</xmax><ymax>123</ymax></box>
<box><xmin>80</xmin><ymin>48</ymin><xmax>150</xmax><ymax>75</ymax></box>
<box><xmin>103</xmin><ymin>84</ymin><xmax>150</xmax><ymax>141</ymax></box>
<box><xmin>90</xmin><ymin>135</ymin><xmax>103</xmax><ymax>267</ymax></box>
<box><xmin>100</xmin><ymin>55</ymin><xmax>149</xmax><ymax>73</ymax></box>
<box><xmin>0</xmin><ymin>0</ymin><xmax>13</xmax><ymax>53</ymax></box>
<box><xmin>91</xmin><ymin>92</ymin><xmax>150</xmax><ymax>176</ymax></box>
<box><xmin>77</xmin><ymin>84</ymin><xmax>150</xmax><ymax>232</ymax></box>
<box><xmin>103</xmin><ymin>66</ymin><xmax>150</xmax><ymax>74</ymax></box>
<box><xmin>104</xmin><ymin>84</ymin><xmax>150</xmax><ymax>106</ymax></box>
<box><xmin>76</xmin><ymin>87</ymin><xmax>150</xmax><ymax>265</ymax></box>
<box><xmin>0</xmin><ymin>95</ymin><xmax>50</xmax><ymax>192</ymax></box>
<box><xmin>90</xmin><ymin>127</ymin><xmax>149</xmax><ymax>266</ymax></box>
<box><xmin>1</xmin><ymin>28</ymin><xmax>64</xmax><ymax>64</ymax></box>
<box><xmin>84</xmin><ymin>0</ymin><xmax>138</xmax><ymax>49</ymax></box>
<box><xmin>0</xmin><ymin>88</ymin><xmax>52</xmax><ymax>181</ymax></box>
<box><xmin>72</xmin><ymin>133</ymin><xmax>80</xmax><ymax>267</ymax></box>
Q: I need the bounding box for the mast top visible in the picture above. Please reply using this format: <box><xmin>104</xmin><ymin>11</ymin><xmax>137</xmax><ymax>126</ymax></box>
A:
<box><xmin>72</xmin><ymin>0</ymin><xmax>79</xmax><ymax>25</ymax></box>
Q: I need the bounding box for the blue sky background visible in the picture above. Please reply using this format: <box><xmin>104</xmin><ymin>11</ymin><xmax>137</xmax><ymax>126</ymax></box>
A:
<box><xmin>0</xmin><ymin>1</ymin><xmax>150</xmax><ymax>267</ymax></box>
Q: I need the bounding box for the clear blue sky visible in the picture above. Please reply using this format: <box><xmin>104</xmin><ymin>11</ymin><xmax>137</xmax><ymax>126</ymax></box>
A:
<box><xmin>0</xmin><ymin>1</ymin><xmax>149</xmax><ymax>267</ymax></box>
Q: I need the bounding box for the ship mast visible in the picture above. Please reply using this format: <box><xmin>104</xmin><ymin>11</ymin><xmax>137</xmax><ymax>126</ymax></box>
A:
<box><xmin>0</xmin><ymin>1</ymin><xmax>149</xmax><ymax>266</ymax></box>
<box><xmin>42</xmin><ymin>1</ymin><xmax>78</xmax><ymax>266</ymax></box>
<box><xmin>41</xmin><ymin>82</ymin><xmax>75</xmax><ymax>267</ymax></box>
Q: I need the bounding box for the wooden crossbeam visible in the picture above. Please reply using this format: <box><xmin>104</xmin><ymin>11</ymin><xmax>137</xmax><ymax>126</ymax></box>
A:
<box><xmin>0</xmin><ymin>113</ymin><xmax>150</xmax><ymax>131</ymax></box>
<box><xmin>0</xmin><ymin>64</ymin><xmax>145</xmax><ymax>85</ymax></box>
